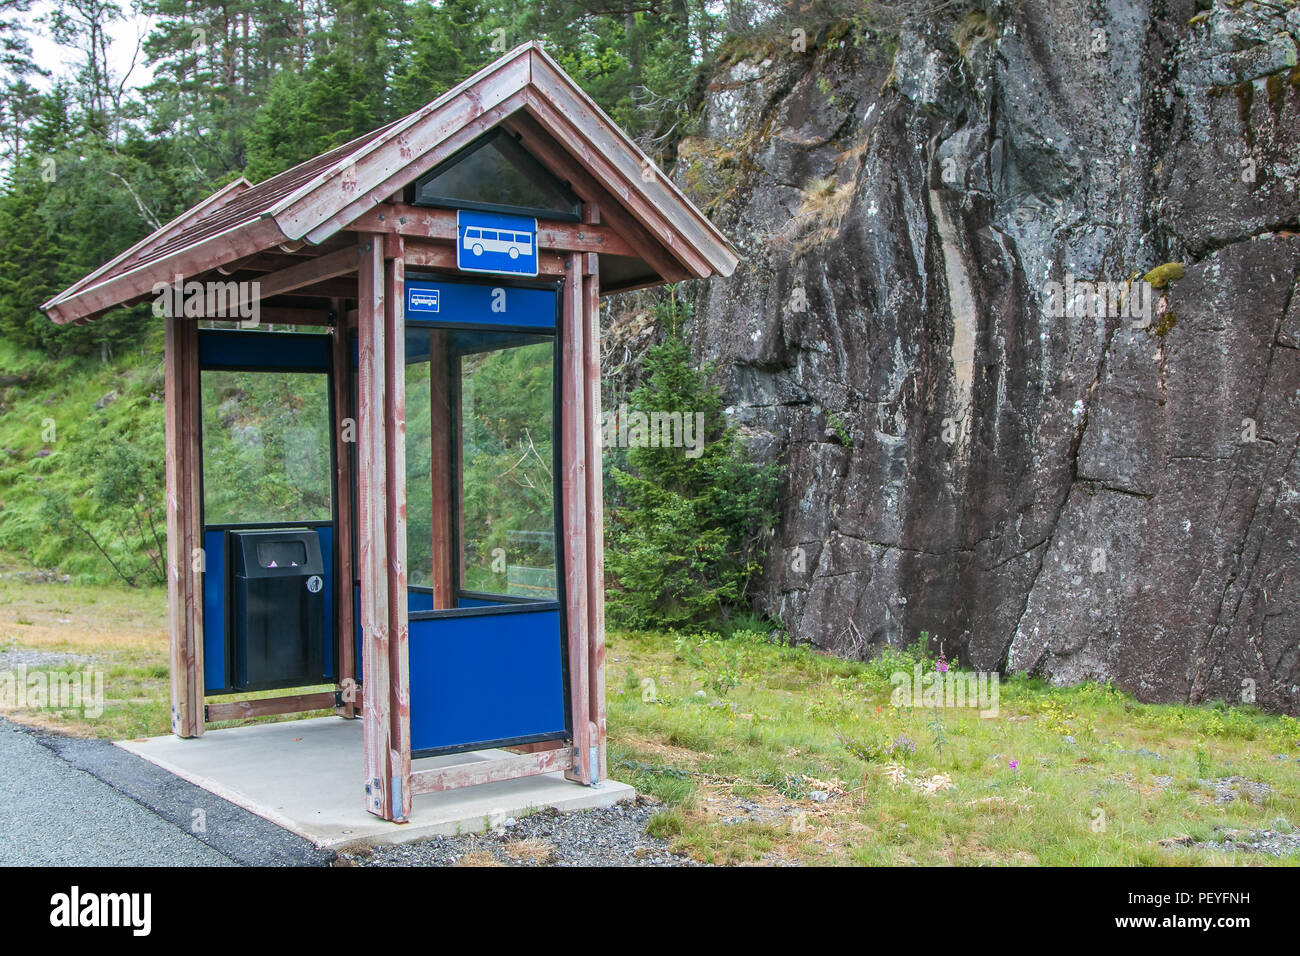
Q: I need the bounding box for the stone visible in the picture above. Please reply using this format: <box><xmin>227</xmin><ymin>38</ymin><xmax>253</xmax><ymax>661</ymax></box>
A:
<box><xmin>661</xmin><ymin>3</ymin><xmax>1300</xmax><ymax>713</ymax></box>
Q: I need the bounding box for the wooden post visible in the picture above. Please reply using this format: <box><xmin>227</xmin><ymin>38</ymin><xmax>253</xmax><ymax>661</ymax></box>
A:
<box><xmin>383</xmin><ymin>242</ymin><xmax>412</xmax><ymax>822</ymax></box>
<box><xmin>330</xmin><ymin>298</ymin><xmax>358</xmax><ymax>719</ymax></box>
<box><xmin>582</xmin><ymin>203</ymin><xmax>607</xmax><ymax>782</ymax></box>
<box><xmin>561</xmin><ymin>252</ymin><xmax>593</xmax><ymax>785</ymax></box>
<box><xmin>164</xmin><ymin>314</ymin><xmax>204</xmax><ymax>738</ymax></box>
<box><xmin>358</xmin><ymin>234</ymin><xmax>396</xmax><ymax>819</ymax></box>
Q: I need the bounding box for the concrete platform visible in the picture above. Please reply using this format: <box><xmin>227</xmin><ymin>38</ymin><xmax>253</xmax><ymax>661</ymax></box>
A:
<box><xmin>117</xmin><ymin>717</ymin><xmax>634</xmax><ymax>849</ymax></box>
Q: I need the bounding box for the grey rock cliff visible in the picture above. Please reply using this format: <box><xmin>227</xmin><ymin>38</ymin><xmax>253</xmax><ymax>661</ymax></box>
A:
<box><xmin>665</xmin><ymin>1</ymin><xmax>1300</xmax><ymax>710</ymax></box>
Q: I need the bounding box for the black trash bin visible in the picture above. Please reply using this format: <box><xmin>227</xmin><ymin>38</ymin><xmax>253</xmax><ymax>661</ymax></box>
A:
<box><xmin>229</xmin><ymin>528</ymin><xmax>325</xmax><ymax>690</ymax></box>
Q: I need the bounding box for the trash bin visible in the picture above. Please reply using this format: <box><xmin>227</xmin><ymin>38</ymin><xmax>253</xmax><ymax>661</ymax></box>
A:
<box><xmin>230</xmin><ymin>528</ymin><xmax>325</xmax><ymax>690</ymax></box>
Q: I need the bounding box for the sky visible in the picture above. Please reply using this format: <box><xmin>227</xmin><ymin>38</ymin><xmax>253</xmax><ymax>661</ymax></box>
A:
<box><xmin>20</xmin><ymin>1</ymin><xmax>157</xmax><ymax>91</ymax></box>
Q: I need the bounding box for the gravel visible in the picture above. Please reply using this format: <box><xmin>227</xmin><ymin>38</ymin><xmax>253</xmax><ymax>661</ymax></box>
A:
<box><xmin>0</xmin><ymin>643</ymin><xmax>100</xmax><ymax>670</ymax></box>
<box><xmin>1190</xmin><ymin>827</ymin><xmax>1300</xmax><ymax>858</ymax></box>
<box><xmin>1200</xmin><ymin>776</ymin><xmax>1273</xmax><ymax>805</ymax></box>
<box><xmin>335</xmin><ymin>798</ymin><xmax>698</xmax><ymax>867</ymax></box>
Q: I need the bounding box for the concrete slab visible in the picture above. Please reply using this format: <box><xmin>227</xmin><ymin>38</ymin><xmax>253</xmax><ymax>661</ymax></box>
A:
<box><xmin>116</xmin><ymin>717</ymin><xmax>634</xmax><ymax>849</ymax></box>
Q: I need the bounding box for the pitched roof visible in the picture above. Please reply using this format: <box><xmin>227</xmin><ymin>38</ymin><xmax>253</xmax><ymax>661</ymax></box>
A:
<box><xmin>43</xmin><ymin>43</ymin><xmax>738</xmax><ymax>325</ymax></box>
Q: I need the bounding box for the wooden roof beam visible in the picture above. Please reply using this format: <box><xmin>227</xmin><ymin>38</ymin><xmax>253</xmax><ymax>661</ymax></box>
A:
<box><xmin>44</xmin><ymin>217</ymin><xmax>286</xmax><ymax>325</ymax></box>
<box><xmin>350</xmin><ymin>203</ymin><xmax>638</xmax><ymax>258</ymax></box>
<box><xmin>250</xmin><ymin>245</ymin><xmax>359</xmax><ymax>301</ymax></box>
<box><xmin>502</xmin><ymin>113</ymin><xmax>691</xmax><ymax>283</ymax></box>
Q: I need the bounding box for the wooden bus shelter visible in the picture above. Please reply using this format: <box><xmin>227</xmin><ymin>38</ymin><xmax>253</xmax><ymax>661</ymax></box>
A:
<box><xmin>42</xmin><ymin>43</ymin><xmax>737</xmax><ymax>822</ymax></box>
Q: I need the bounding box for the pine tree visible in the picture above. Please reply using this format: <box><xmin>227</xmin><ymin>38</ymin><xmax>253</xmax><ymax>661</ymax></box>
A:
<box><xmin>605</xmin><ymin>294</ymin><xmax>781</xmax><ymax>629</ymax></box>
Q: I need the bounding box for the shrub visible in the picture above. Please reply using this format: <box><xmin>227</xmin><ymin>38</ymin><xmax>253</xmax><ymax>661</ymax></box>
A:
<box><xmin>604</xmin><ymin>292</ymin><xmax>781</xmax><ymax>630</ymax></box>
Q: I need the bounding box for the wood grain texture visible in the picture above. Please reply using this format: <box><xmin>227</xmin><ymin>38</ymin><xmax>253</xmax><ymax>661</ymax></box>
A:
<box><xmin>357</xmin><ymin>234</ymin><xmax>394</xmax><ymax>818</ymax></box>
<box><xmin>350</xmin><ymin>203</ymin><xmax>637</xmax><ymax>258</ymax></box>
<box><xmin>560</xmin><ymin>252</ymin><xmax>592</xmax><ymax>785</ymax></box>
<box><xmin>331</xmin><ymin>300</ymin><xmax>358</xmax><ymax>719</ymax></box>
<box><xmin>383</xmin><ymin>246</ymin><xmax>412</xmax><ymax>822</ymax></box>
<box><xmin>206</xmin><ymin>692</ymin><xmax>338</xmax><ymax>722</ymax></box>
<box><xmin>410</xmin><ymin>748</ymin><xmax>573</xmax><ymax>795</ymax></box>
<box><xmin>164</xmin><ymin>316</ymin><xmax>204</xmax><ymax>738</ymax></box>
<box><xmin>401</xmin><ymin>239</ymin><xmax>566</xmax><ymax>276</ymax></box>
<box><xmin>581</xmin><ymin>205</ymin><xmax>608</xmax><ymax>781</ymax></box>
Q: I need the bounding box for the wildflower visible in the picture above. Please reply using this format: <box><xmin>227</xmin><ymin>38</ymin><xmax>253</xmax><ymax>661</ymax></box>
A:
<box><xmin>936</xmin><ymin>652</ymin><xmax>949</xmax><ymax>673</ymax></box>
<box><xmin>1009</xmin><ymin>758</ymin><xmax>1019</xmax><ymax>771</ymax></box>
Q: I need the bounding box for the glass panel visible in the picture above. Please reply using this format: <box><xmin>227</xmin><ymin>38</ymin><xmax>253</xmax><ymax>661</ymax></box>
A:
<box><xmin>460</xmin><ymin>336</ymin><xmax>556</xmax><ymax>598</ymax></box>
<box><xmin>403</xmin><ymin>327</ymin><xmax>557</xmax><ymax>601</ymax></box>
<box><xmin>200</xmin><ymin>370</ymin><xmax>332</xmax><ymax>524</ymax></box>
<box><xmin>405</xmin><ymin>343</ymin><xmax>434</xmax><ymax>589</ymax></box>
<box><xmin>411</xmin><ymin>131</ymin><xmax>580</xmax><ymax>220</ymax></box>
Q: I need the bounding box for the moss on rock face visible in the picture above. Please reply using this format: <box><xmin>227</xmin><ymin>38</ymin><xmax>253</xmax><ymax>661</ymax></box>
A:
<box><xmin>1144</xmin><ymin>263</ymin><xmax>1186</xmax><ymax>288</ymax></box>
<box><xmin>954</xmin><ymin>11</ymin><xmax>1000</xmax><ymax>56</ymax></box>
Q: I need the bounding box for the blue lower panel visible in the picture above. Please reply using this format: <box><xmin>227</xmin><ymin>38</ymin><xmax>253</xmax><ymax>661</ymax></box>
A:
<box><xmin>203</xmin><ymin>525</ymin><xmax>334</xmax><ymax>693</ymax></box>
<box><xmin>409</xmin><ymin>609</ymin><xmax>566</xmax><ymax>753</ymax></box>
<box><xmin>203</xmin><ymin>531</ymin><xmax>226</xmax><ymax>691</ymax></box>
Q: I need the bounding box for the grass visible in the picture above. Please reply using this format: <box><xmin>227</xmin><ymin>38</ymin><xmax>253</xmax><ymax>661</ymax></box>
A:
<box><xmin>3</xmin><ymin>573</ymin><xmax>1297</xmax><ymax>866</ymax></box>
<box><xmin>0</xmin><ymin>332</ymin><xmax>168</xmax><ymax>584</ymax></box>
<box><xmin>0</xmin><ymin>568</ymin><xmax>333</xmax><ymax>739</ymax></box>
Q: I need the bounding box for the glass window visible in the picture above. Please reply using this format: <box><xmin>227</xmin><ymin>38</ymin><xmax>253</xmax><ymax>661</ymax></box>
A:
<box><xmin>410</xmin><ymin>129</ymin><xmax>581</xmax><ymax>221</ymax></box>
<box><xmin>200</xmin><ymin>370</ymin><xmax>332</xmax><ymax>524</ymax></box>
<box><xmin>405</xmin><ymin>327</ymin><xmax>557</xmax><ymax>602</ymax></box>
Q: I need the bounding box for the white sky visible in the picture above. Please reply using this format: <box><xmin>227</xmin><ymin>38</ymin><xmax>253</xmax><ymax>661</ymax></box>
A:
<box><xmin>20</xmin><ymin>2</ymin><xmax>156</xmax><ymax>91</ymax></box>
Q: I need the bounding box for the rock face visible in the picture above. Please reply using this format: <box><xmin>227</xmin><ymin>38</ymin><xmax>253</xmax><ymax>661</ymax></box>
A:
<box><xmin>670</xmin><ymin>1</ymin><xmax>1300</xmax><ymax>711</ymax></box>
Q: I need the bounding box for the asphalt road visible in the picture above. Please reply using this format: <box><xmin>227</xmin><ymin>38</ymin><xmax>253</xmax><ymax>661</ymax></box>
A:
<box><xmin>0</xmin><ymin>719</ymin><xmax>332</xmax><ymax>866</ymax></box>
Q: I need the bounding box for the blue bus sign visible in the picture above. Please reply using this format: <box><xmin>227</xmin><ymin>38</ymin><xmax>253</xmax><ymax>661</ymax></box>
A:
<box><xmin>407</xmin><ymin>287</ymin><xmax>440</xmax><ymax>313</ymax></box>
<box><xmin>456</xmin><ymin>210</ymin><xmax>539</xmax><ymax>277</ymax></box>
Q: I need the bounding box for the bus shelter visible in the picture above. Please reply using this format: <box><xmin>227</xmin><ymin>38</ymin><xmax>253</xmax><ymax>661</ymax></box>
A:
<box><xmin>42</xmin><ymin>42</ymin><xmax>737</xmax><ymax>822</ymax></box>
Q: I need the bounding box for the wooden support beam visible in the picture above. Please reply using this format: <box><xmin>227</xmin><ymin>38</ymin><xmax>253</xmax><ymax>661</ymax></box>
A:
<box><xmin>331</xmin><ymin>298</ymin><xmax>358</xmax><ymax>719</ymax></box>
<box><xmin>259</xmin><ymin>306</ymin><xmax>335</xmax><ymax>326</ymax></box>
<box><xmin>410</xmin><ymin>748</ymin><xmax>573</xmax><ymax>795</ymax></box>
<box><xmin>357</xmin><ymin>234</ymin><xmax>395</xmax><ymax>819</ymax></box>
<box><xmin>252</xmin><ymin>245</ymin><xmax>359</xmax><ymax>301</ymax></box>
<box><xmin>582</xmin><ymin>205</ymin><xmax>608</xmax><ymax>782</ymax></box>
<box><xmin>560</xmin><ymin>252</ymin><xmax>593</xmax><ymax>786</ymax></box>
<box><xmin>400</xmin><ymin>239</ymin><xmax>566</xmax><ymax>276</ymax></box>
<box><xmin>164</xmin><ymin>315</ymin><xmax>204</xmax><ymax>738</ymax></box>
<box><xmin>350</xmin><ymin>204</ymin><xmax>637</xmax><ymax>258</ymax></box>
<box><xmin>383</xmin><ymin>241</ymin><xmax>412</xmax><ymax>822</ymax></box>
<box><xmin>205</xmin><ymin>691</ymin><xmax>338</xmax><ymax>723</ymax></box>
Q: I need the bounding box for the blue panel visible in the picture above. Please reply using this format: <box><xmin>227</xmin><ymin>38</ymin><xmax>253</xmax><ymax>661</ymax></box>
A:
<box><xmin>404</xmin><ymin>279</ymin><xmax>555</xmax><ymax>330</ymax></box>
<box><xmin>408</xmin><ymin>610</ymin><xmax>566</xmax><ymax>752</ymax></box>
<box><xmin>354</xmin><ymin>586</ymin><xmax>363</xmax><ymax>683</ymax></box>
<box><xmin>408</xmin><ymin>588</ymin><xmax>435</xmax><ymax>613</ymax></box>
<box><xmin>204</xmin><ymin>525</ymin><xmax>333</xmax><ymax>690</ymax></box>
<box><xmin>202</xmin><ymin>530</ymin><xmax>227</xmax><ymax>691</ymax></box>
<box><xmin>198</xmin><ymin>330</ymin><xmax>330</xmax><ymax>370</ymax></box>
<box><xmin>455</xmin><ymin>210</ymin><xmax>538</xmax><ymax>277</ymax></box>
<box><xmin>457</xmin><ymin>596</ymin><xmax>499</xmax><ymax>608</ymax></box>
